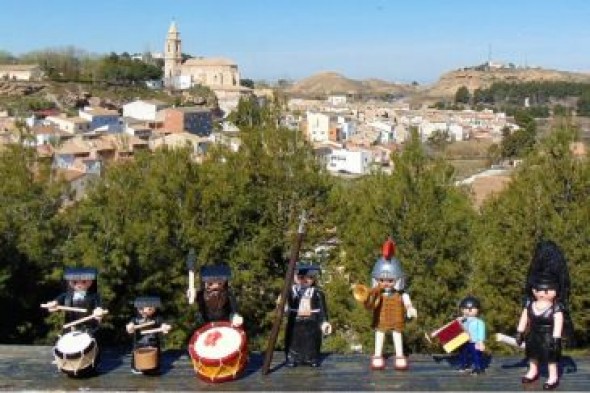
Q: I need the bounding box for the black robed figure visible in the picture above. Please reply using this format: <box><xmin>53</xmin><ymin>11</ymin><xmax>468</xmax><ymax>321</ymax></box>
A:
<box><xmin>51</xmin><ymin>267</ymin><xmax>103</xmax><ymax>333</ymax></box>
<box><xmin>284</xmin><ymin>264</ymin><xmax>332</xmax><ymax>367</ymax></box>
<box><xmin>126</xmin><ymin>296</ymin><xmax>171</xmax><ymax>374</ymax></box>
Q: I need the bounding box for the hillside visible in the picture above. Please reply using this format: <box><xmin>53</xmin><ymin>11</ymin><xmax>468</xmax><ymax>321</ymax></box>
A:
<box><xmin>287</xmin><ymin>71</ymin><xmax>417</xmax><ymax>97</ymax></box>
<box><xmin>423</xmin><ymin>67</ymin><xmax>590</xmax><ymax>99</ymax></box>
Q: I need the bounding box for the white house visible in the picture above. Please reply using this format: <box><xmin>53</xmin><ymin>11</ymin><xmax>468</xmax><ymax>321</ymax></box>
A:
<box><xmin>46</xmin><ymin>115</ymin><xmax>91</xmax><ymax>134</ymax></box>
<box><xmin>122</xmin><ymin>99</ymin><xmax>169</xmax><ymax>121</ymax></box>
<box><xmin>0</xmin><ymin>64</ymin><xmax>44</xmax><ymax>81</ymax></box>
<box><xmin>327</xmin><ymin>148</ymin><xmax>373</xmax><ymax>175</ymax></box>
<box><xmin>306</xmin><ymin>111</ymin><xmax>332</xmax><ymax>143</ymax></box>
<box><xmin>327</xmin><ymin>95</ymin><xmax>347</xmax><ymax>106</ymax></box>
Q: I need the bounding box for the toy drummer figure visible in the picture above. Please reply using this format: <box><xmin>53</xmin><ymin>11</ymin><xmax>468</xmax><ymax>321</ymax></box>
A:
<box><xmin>195</xmin><ymin>265</ymin><xmax>243</xmax><ymax>327</ymax></box>
<box><xmin>354</xmin><ymin>238</ymin><xmax>417</xmax><ymax>371</ymax></box>
<box><xmin>284</xmin><ymin>263</ymin><xmax>332</xmax><ymax>368</ymax></box>
<box><xmin>126</xmin><ymin>296</ymin><xmax>171</xmax><ymax>374</ymax></box>
<box><xmin>457</xmin><ymin>296</ymin><xmax>486</xmax><ymax>375</ymax></box>
<box><xmin>44</xmin><ymin>267</ymin><xmax>106</xmax><ymax>333</ymax></box>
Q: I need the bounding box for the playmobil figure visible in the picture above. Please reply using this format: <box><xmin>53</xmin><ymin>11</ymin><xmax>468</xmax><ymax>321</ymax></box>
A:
<box><xmin>195</xmin><ymin>265</ymin><xmax>243</xmax><ymax>328</ymax></box>
<box><xmin>284</xmin><ymin>263</ymin><xmax>332</xmax><ymax>367</ymax></box>
<box><xmin>457</xmin><ymin>296</ymin><xmax>486</xmax><ymax>375</ymax></box>
<box><xmin>44</xmin><ymin>267</ymin><xmax>106</xmax><ymax>333</ymax></box>
<box><xmin>516</xmin><ymin>240</ymin><xmax>572</xmax><ymax>390</ymax></box>
<box><xmin>43</xmin><ymin>267</ymin><xmax>106</xmax><ymax>377</ymax></box>
<box><xmin>126</xmin><ymin>296</ymin><xmax>172</xmax><ymax>374</ymax></box>
<box><xmin>516</xmin><ymin>274</ymin><xmax>564</xmax><ymax>390</ymax></box>
<box><xmin>360</xmin><ymin>238</ymin><xmax>417</xmax><ymax>370</ymax></box>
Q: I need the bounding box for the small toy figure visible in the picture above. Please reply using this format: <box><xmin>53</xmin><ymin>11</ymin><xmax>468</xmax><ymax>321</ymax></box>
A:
<box><xmin>516</xmin><ymin>240</ymin><xmax>571</xmax><ymax>390</ymax></box>
<box><xmin>195</xmin><ymin>265</ymin><xmax>243</xmax><ymax>327</ymax></box>
<box><xmin>354</xmin><ymin>238</ymin><xmax>417</xmax><ymax>370</ymax></box>
<box><xmin>457</xmin><ymin>296</ymin><xmax>486</xmax><ymax>375</ymax></box>
<box><xmin>42</xmin><ymin>267</ymin><xmax>106</xmax><ymax>377</ymax></box>
<box><xmin>284</xmin><ymin>263</ymin><xmax>332</xmax><ymax>367</ymax></box>
<box><xmin>44</xmin><ymin>267</ymin><xmax>106</xmax><ymax>333</ymax></box>
<box><xmin>126</xmin><ymin>296</ymin><xmax>172</xmax><ymax>374</ymax></box>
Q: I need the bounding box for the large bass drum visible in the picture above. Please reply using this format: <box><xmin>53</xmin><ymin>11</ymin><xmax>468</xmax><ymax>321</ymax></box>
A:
<box><xmin>188</xmin><ymin>321</ymin><xmax>248</xmax><ymax>383</ymax></box>
<box><xmin>53</xmin><ymin>330</ymin><xmax>98</xmax><ymax>376</ymax></box>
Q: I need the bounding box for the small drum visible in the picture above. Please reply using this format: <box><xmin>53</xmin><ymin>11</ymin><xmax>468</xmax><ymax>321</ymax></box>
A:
<box><xmin>134</xmin><ymin>347</ymin><xmax>158</xmax><ymax>371</ymax></box>
<box><xmin>429</xmin><ymin>319</ymin><xmax>470</xmax><ymax>353</ymax></box>
<box><xmin>53</xmin><ymin>331</ymin><xmax>98</xmax><ymax>375</ymax></box>
<box><xmin>188</xmin><ymin>321</ymin><xmax>248</xmax><ymax>383</ymax></box>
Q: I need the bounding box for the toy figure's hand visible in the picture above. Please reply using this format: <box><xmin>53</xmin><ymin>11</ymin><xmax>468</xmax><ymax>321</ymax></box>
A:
<box><xmin>93</xmin><ymin>307</ymin><xmax>106</xmax><ymax>319</ymax></box>
<box><xmin>321</xmin><ymin>322</ymin><xmax>332</xmax><ymax>335</ymax></box>
<box><xmin>230</xmin><ymin>313</ymin><xmax>243</xmax><ymax>328</ymax></box>
<box><xmin>161</xmin><ymin>324</ymin><xmax>172</xmax><ymax>335</ymax></box>
<box><xmin>407</xmin><ymin>307</ymin><xmax>417</xmax><ymax>319</ymax></box>
<box><xmin>515</xmin><ymin>331</ymin><xmax>525</xmax><ymax>346</ymax></box>
<box><xmin>126</xmin><ymin>322</ymin><xmax>135</xmax><ymax>334</ymax></box>
<box><xmin>550</xmin><ymin>337</ymin><xmax>562</xmax><ymax>355</ymax></box>
<box><xmin>46</xmin><ymin>301</ymin><xmax>59</xmax><ymax>312</ymax></box>
<box><xmin>187</xmin><ymin>288</ymin><xmax>196</xmax><ymax>305</ymax></box>
<box><xmin>475</xmin><ymin>342</ymin><xmax>485</xmax><ymax>352</ymax></box>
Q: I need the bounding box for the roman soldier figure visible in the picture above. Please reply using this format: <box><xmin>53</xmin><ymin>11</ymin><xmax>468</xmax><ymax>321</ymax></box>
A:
<box><xmin>363</xmin><ymin>238</ymin><xmax>417</xmax><ymax>370</ymax></box>
<box><xmin>284</xmin><ymin>263</ymin><xmax>332</xmax><ymax>367</ymax></box>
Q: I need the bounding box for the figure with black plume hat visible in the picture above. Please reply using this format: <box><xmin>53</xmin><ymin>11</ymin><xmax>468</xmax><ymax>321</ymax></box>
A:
<box><xmin>41</xmin><ymin>267</ymin><xmax>107</xmax><ymax>376</ymax></box>
<box><xmin>194</xmin><ymin>265</ymin><xmax>243</xmax><ymax>328</ymax></box>
<box><xmin>43</xmin><ymin>267</ymin><xmax>106</xmax><ymax>333</ymax></box>
<box><xmin>284</xmin><ymin>263</ymin><xmax>332</xmax><ymax>367</ymax></box>
<box><xmin>352</xmin><ymin>237</ymin><xmax>417</xmax><ymax>370</ymax></box>
<box><xmin>456</xmin><ymin>295</ymin><xmax>486</xmax><ymax>375</ymax></box>
<box><xmin>126</xmin><ymin>296</ymin><xmax>172</xmax><ymax>374</ymax></box>
<box><xmin>515</xmin><ymin>239</ymin><xmax>572</xmax><ymax>390</ymax></box>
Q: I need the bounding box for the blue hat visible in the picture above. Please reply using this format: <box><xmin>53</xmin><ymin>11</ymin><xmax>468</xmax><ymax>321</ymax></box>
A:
<box><xmin>295</xmin><ymin>263</ymin><xmax>321</xmax><ymax>277</ymax></box>
<box><xmin>134</xmin><ymin>296</ymin><xmax>162</xmax><ymax>308</ymax></box>
<box><xmin>64</xmin><ymin>267</ymin><xmax>97</xmax><ymax>280</ymax></box>
<box><xmin>200</xmin><ymin>265</ymin><xmax>232</xmax><ymax>282</ymax></box>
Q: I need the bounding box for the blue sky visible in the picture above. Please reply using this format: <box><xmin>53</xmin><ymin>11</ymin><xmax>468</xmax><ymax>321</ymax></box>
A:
<box><xmin>1</xmin><ymin>0</ymin><xmax>589</xmax><ymax>84</ymax></box>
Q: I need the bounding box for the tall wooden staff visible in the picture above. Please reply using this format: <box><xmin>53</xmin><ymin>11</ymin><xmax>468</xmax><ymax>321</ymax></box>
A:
<box><xmin>261</xmin><ymin>210</ymin><xmax>307</xmax><ymax>375</ymax></box>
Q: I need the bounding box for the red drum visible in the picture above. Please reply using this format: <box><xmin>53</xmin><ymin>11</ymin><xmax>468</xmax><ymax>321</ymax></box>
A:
<box><xmin>429</xmin><ymin>319</ymin><xmax>470</xmax><ymax>353</ymax></box>
<box><xmin>188</xmin><ymin>321</ymin><xmax>248</xmax><ymax>383</ymax></box>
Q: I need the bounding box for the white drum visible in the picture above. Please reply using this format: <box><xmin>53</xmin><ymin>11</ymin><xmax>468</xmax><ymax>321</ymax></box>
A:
<box><xmin>53</xmin><ymin>331</ymin><xmax>98</xmax><ymax>375</ymax></box>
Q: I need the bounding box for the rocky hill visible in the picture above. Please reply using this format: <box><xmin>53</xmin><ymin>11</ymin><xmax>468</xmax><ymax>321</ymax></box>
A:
<box><xmin>423</xmin><ymin>67</ymin><xmax>590</xmax><ymax>99</ymax></box>
<box><xmin>287</xmin><ymin>71</ymin><xmax>417</xmax><ymax>97</ymax></box>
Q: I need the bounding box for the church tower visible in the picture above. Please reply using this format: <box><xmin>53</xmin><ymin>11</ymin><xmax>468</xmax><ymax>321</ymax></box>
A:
<box><xmin>164</xmin><ymin>21</ymin><xmax>182</xmax><ymax>87</ymax></box>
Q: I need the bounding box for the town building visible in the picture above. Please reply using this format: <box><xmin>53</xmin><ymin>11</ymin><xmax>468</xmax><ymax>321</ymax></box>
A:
<box><xmin>0</xmin><ymin>64</ymin><xmax>44</xmax><ymax>81</ymax></box>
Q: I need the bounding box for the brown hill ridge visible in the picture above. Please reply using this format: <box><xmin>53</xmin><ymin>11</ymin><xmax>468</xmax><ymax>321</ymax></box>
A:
<box><xmin>424</xmin><ymin>67</ymin><xmax>590</xmax><ymax>99</ymax></box>
<box><xmin>287</xmin><ymin>71</ymin><xmax>416</xmax><ymax>97</ymax></box>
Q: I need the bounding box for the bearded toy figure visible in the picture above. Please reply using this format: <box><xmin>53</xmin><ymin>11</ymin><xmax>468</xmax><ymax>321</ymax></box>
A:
<box><xmin>195</xmin><ymin>265</ymin><xmax>243</xmax><ymax>328</ymax></box>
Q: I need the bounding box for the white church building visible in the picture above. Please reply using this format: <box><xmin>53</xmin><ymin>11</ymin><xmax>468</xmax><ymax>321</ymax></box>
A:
<box><xmin>163</xmin><ymin>22</ymin><xmax>251</xmax><ymax>113</ymax></box>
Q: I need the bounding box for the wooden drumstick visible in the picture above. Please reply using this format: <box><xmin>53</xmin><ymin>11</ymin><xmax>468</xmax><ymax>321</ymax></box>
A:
<box><xmin>140</xmin><ymin>326</ymin><xmax>171</xmax><ymax>335</ymax></box>
<box><xmin>133</xmin><ymin>321</ymin><xmax>156</xmax><ymax>330</ymax></box>
<box><xmin>63</xmin><ymin>310</ymin><xmax>109</xmax><ymax>330</ymax></box>
<box><xmin>41</xmin><ymin>304</ymin><xmax>88</xmax><ymax>313</ymax></box>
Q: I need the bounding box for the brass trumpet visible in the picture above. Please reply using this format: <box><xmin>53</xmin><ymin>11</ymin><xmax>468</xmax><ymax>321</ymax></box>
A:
<box><xmin>351</xmin><ymin>283</ymin><xmax>370</xmax><ymax>303</ymax></box>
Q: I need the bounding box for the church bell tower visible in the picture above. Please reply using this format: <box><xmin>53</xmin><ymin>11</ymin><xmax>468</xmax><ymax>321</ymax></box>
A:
<box><xmin>164</xmin><ymin>21</ymin><xmax>182</xmax><ymax>87</ymax></box>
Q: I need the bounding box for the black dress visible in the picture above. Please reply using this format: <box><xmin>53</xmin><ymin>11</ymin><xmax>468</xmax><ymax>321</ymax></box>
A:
<box><xmin>525</xmin><ymin>300</ymin><xmax>563</xmax><ymax>363</ymax></box>
<box><xmin>284</xmin><ymin>285</ymin><xmax>329</xmax><ymax>365</ymax></box>
<box><xmin>129</xmin><ymin>315</ymin><xmax>164</xmax><ymax>371</ymax></box>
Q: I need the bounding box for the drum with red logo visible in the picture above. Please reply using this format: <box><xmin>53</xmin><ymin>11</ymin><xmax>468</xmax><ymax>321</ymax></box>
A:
<box><xmin>429</xmin><ymin>319</ymin><xmax>470</xmax><ymax>353</ymax></box>
<box><xmin>188</xmin><ymin>321</ymin><xmax>248</xmax><ymax>383</ymax></box>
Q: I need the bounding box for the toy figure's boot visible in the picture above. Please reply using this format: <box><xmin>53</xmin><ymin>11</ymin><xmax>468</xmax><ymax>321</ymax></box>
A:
<box><xmin>392</xmin><ymin>332</ymin><xmax>408</xmax><ymax>370</ymax></box>
<box><xmin>370</xmin><ymin>356</ymin><xmax>385</xmax><ymax>370</ymax></box>
<box><xmin>371</xmin><ymin>331</ymin><xmax>385</xmax><ymax>370</ymax></box>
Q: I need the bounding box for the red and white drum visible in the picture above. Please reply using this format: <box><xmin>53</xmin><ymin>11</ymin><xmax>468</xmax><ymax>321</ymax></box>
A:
<box><xmin>188</xmin><ymin>321</ymin><xmax>248</xmax><ymax>383</ymax></box>
<box><xmin>429</xmin><ymin>319</ymin><xmax>470</xmax><ymax>353</ymax></box>
<box><xmin>53</xmin><ymin>331</ymin><xmax>98</xmax><ymax>376</ymax></box>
